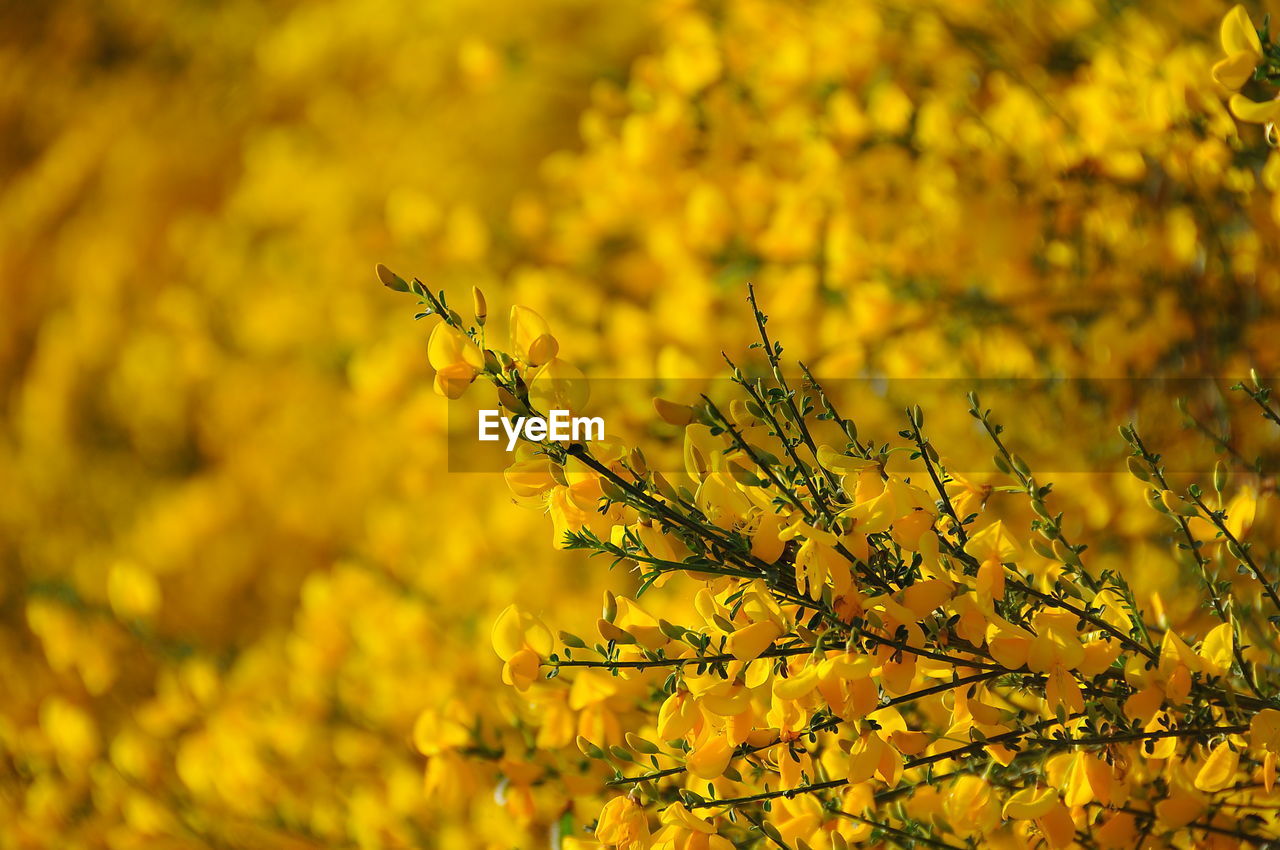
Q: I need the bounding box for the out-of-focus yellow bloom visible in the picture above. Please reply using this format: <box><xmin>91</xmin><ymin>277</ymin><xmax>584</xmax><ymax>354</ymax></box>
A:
<box><xmin>41</xmin><ymin>697</ymin><xmax>100</xmax><ymax>768</ymax></box>
<box><xmin>11</xmin><ymin>0</ymin><xmax>1280</xmax><ymax>845</ymax></box>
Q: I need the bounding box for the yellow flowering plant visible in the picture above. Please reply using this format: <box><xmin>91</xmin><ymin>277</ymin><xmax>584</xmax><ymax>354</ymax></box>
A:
<box><xmin>386</xmin><ymin>270</ymin><xmax>1280</xmax><ymax>848</ymax></box>
<box><xmin>8</xmin><ymin>1</ymin><xmax>1280</xmax><ymax>847</ymax></box>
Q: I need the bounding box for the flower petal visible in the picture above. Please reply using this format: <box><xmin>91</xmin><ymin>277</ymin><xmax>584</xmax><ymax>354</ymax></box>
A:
<box><xmin>1230</xmin><ymin>93</ymin><xmax>1280</xmax><ymax>124</ymax></box>
<box><xmin>1003</xmin><ymin>787</ymin><xmax>1058</xmax><ymax>820</ymax></box>
<box><xmin>1194</xmin><ymin>741</ymin><xmax>1239</xmax><ymax>792</ymax></box>
<box><xmin>1213</xmin><ymin>51</ymin><xmax>1258</xmax><ymax>90</ymax></box>
<box><xmin>1221</xmin><ymin>5</ymin><xmax>1263</xmax><ymax>58</ymax></box>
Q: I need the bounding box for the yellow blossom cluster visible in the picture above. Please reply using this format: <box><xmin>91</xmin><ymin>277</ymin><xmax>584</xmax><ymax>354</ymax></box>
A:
<box><xmin>0</xmin><ymin>1</ymin><xmax>649</xmax><ymax>847</ymax></box>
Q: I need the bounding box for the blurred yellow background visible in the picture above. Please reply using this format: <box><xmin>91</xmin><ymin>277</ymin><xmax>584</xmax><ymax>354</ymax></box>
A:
<box><xmin>2</xmin><ymin>0</ymin><xmax>1279</xmax><ymax>847</ymax></box>
<box><xmin>0</xmin><ymin>1</ymin><xmax>651</xmax><ymax>846</ymax></box>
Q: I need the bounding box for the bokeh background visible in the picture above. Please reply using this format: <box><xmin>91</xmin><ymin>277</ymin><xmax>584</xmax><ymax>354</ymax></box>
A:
<box><xmin>2</xmin><ymin>0</ymin><xmax>1279</xmax><ymax>847</ymax></box>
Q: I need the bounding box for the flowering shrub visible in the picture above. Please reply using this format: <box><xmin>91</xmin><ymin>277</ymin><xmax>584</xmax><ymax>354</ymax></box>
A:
<box><xmin>6</xmin><ymin>1</ymin><xmax>1280</xmax><ymax>848</ymax></box>
<box><xmin>389</xmin><ymin>269</ymin><xmax>1280</xmax><ymax>847</ymax></box>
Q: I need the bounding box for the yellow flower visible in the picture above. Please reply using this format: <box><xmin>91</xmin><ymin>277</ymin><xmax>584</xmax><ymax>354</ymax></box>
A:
<box><xmin>1251</xmin><ymin>708</ymin><xmax>1280</xmax><ymax>792</ymax></box>
<box><xmin>107</xmin><ymin>560</ymin><xmax>162</xmax><ymax>620</ymax></box>
<box><xmin>1198</xmin><ymin>622</ymin><xmax>1234</xmax><ymax>677</ymax></box>
<box><xmin>964</xmin><ymin>520</ymin><xmax>1021</xmax><ymax>601</ymax></box>
<box><xmin>780</xmin><ymin>521</ymin><xmax>852</xmax><ymax>599</ymax></box>
<box><xmin>1045</xmin><ymin>665</ymin><xmax>1084</xmax><ymax>715</ymax></box>
<box><xmin>1252</xmin><ymin>708</ymin><xmax>1280</xmax><ymax>753</ymax></box>
<box><xmin>426</xmin><ymin>322</ymin><xmax>484</xmax><ymax>398</ymax></box>
<box><xmin>1002</xmin><ymin>786</ymin><xmax>1057</xmax><ymax>820</ymax></box>
<box><xmin>1002</xmin><ymin>788</ymin><xmax>1075</xmax><ymax>848</ymax></box>
<box><xmin>726</xmin><ymin>618</ymin><xmax>784</xmax><ymax>662</ymax></box>
<box><xmin>1026</xmin><ymin>611</ymin><xmax>1084</xmax><ymax>673</ymax></box>
<box><xmin>1094</xmin><ymin>812</ymin><xmax>1138</xmax><ymax>849</ymax></box>
<box><xmin>40</xmin><ymin>697</ymin><xmax>100</xmax><ymax>766</ymax></box>
<box><xmin>658</xmin><ymin>690</ymin><xmax>701</xmax><ymax>740</ymax></box>
<box><xmin>491</xmin><ymin>604</ymin><xmax>553</xmax><ymax>691</ymax></box>
<box><xmin>412</xmin><ymin>703</ymin><xmax>471</xmax><ymax>757</ymax></box>
<box><xmin>510</xmin><ymin>305</ymin><xmax>557</xmax><ymax>367</ymax></box>
<box><xmin>652</xmin><ymin>803</ymin><xmax>735</xmax><ymax>850</ymax></box>
<box><xmin>1214</xmin><ymin>6</ymin><xmax>1280</xmax><ymax>125</ymax></box>
<box><xmin>1154</xmin><ymin>781</ymin><xmax>1206</xmax><ymax>829</ymax></box>
<box><xmin>528</xmin><ymin>356</ymin><xmax>591</xmax><ymax>413</ymax></box>
<box><xmin>1187</xmin><ymin>487</ymin><xmax>1257</xmax><ymax>544</ymax></box>
<box><xmin>686</xmin><ymin>731</ymin><xmax>734</xmax><ymax>780</ymax></box>
<box><xmin>595</xmin><ymin>796</ymin><xmax>651</xmax><ymax>850</ymax></box>
<box><xmin>1213</xmin><ymin>5</ymin><xmax>1263</xmax><ymax>90</ymax></box>
<box><xmin>1193</xmin><ymin>740</ymin><xmax>1240</xmax><ymax>792</ymax></box>
<box><xmin>942</xmin><ymin>775</ymin><xmax>997</xmax><ymax>839</ymax></box>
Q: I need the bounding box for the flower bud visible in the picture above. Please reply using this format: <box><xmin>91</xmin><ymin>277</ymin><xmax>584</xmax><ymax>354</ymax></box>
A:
<box><xmin>375</xmin><ymin>263</ymin><xmax>411</xmax><ymax>292</ymax></box>
<box><xmin>576</xmin><ymin>736</ymin><xmax>604</xmax><ymax>759</ymax></box>
<box><xmin>652</xmin><ymin>472</ymin><xmax>678</xmax><ymax>501</ymax></box>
